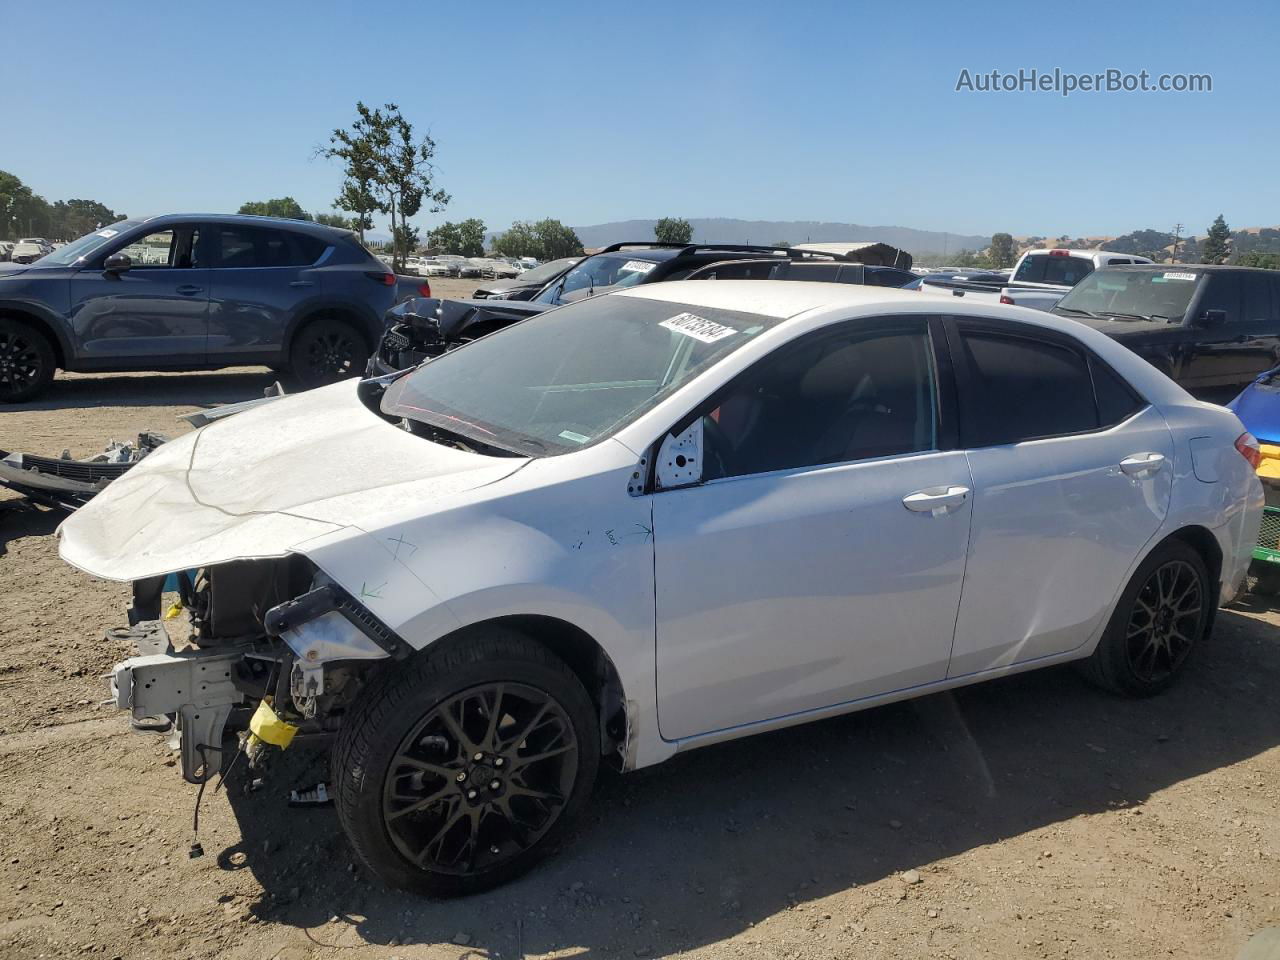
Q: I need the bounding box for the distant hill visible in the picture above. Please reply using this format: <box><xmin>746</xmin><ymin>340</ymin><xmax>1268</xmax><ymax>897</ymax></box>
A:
<box><xmin>571</xmin><ymin>218</ymin><xmax>990</xmax><ymax>256</ymax></box>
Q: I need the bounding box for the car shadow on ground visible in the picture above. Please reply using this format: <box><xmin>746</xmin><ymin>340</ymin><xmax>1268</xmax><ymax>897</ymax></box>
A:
<box><xmin>0</xmin><ymin>501</ymin><xmax>63</xmax><ymax>556</ymax></box>
<box><xmin>217</xmin><ymin>606</ymin><xmax>1280</xmax><ymax>957</ymax></box>
<box><xmin>13</xmin><ymin>369</ymin><xmax>281</xmax><ymax>412</ymax></box>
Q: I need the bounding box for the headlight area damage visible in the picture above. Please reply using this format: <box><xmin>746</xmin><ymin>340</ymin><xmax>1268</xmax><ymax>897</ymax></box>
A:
<box><xmin>111</xmin><ymin>555</ymin><xmax>403</xmax><ymax>784</ymax></box>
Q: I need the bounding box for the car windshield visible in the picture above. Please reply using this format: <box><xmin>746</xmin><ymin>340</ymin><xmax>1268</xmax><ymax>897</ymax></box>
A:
<box><xmin>516</xmin><ymin>257</ymin><xmax>576</xmax><ymax>284</ymax></box>
<box><xmin>1056</xmin><ymin>269</ymin><xmax>1200</xmax><ymax>320</ymax></box>
<box><xmin>381</xmin><ymin>293</ymin><xmax>781</xmax><ymax>455</ymax></box>
<box><xmin>39</xmin><ymin>221</ymin><xmax>140</xmax><ymax>266</ymax></box>
<box><xmin>533</xmin><ymin>253</ymin><xmax>668</xmax><ymax>304</ymax></box>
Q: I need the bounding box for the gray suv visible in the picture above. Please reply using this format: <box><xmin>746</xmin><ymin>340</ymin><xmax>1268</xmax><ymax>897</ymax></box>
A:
<box><xmin>0</xmin><ymin>213</ymin><xmax>411</xmax><ymax>402</ymax></box>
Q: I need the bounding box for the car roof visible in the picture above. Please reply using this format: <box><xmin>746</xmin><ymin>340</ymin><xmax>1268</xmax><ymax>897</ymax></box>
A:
<box><xmin>615</xmin><ymin>279</ymin><xmax>951</xmax><ymax>318</ymax></box>
<box><xmin>136</xmin><ymin>213</ymin><xmax>353</xmax><ymax>239</ymax></box>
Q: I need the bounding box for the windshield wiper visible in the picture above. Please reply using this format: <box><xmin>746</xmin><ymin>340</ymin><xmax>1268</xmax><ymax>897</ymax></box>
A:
<box><xmin>1104</xmin><ymin>311</ymin><xmax>1159</xmax><ymax>322</ymax></box>
<box><xmin>1055</xmin><ymin>306</ymin><xmax>1098</xmax><ymax>318</ymax></box>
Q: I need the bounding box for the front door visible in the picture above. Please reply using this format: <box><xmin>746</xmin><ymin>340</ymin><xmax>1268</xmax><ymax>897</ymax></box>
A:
<box><xmin>69</xmin><ymin>225</ymin><xmax>208</xmax><ymax>363</ymax></box>
<box><xmin>653</xmin><ymin>318</ymin><xmax>973</xmax><ymax>741</ymax></box>
<box><xmin>944</xmin><ymin>319</ymin><xmax>1174</xmax><ymax>677</ymax></box>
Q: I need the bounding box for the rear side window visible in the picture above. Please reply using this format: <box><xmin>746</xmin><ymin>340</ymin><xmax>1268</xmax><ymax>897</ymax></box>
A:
<box><xmin>211</xmin><ymin>226</ymin><xmax>326</xmax><ymax>268</ymax></box>
<box><xmin>955</xmin><ymin>328</ymin><xmax>1133</xmax><ymax>446</ymax></box>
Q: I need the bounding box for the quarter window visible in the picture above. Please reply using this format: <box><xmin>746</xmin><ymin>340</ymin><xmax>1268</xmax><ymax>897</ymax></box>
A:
<box><xmin>700</xmin><ymin>323</ymin><xmax>938</xmax><ymax>480</ymax></box>
<box><xmin>117</xmin><ymin>228</ymin><xmax>198</xmax><ymax>269</ymax></box>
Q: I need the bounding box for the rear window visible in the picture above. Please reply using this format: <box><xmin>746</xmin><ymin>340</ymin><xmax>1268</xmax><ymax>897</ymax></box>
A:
<box><xmin>1013</xmin><ymin>254</ymin><xmax>1095</xmax><ymax>286</ymax></box>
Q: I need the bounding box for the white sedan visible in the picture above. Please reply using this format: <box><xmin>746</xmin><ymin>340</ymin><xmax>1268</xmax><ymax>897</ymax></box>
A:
<box><xmin>60</xmin><ymin>282</ymin><xmax>1262</xmax><ymax>896</ymax></box>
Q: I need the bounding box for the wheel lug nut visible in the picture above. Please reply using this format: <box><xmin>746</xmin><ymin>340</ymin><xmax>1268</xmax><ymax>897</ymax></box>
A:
<box><xmin>474</xmin><ymin>752</ymin><xmax>485</xmax><ymax>762</ymax></box>
<box><xmin>467</xmin><ymin>789</ymin><xmax>478</xmax><ymax>799</ymax></box>
<box><xmin>494</xmin><ymin>758</ymin><xmax>504</xmax><ymax>768</ymax></box>
<box><xmin>489</xmin><ymin>779</ymin><xmax>501</xmax><ymax>790</ymax></box>
<box><xmin>490</xmin><ymin>845</ymin><xmax>500</xmax><ymax>854</ymax></box>
<box><xmin>455</xmin><ymin>772</ymin><xmax>467</xmax><ymax>782</ymax></box>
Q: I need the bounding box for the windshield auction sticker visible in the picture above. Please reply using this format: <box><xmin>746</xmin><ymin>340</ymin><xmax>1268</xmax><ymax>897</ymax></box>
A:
<box><xmin>620</xmin><ymin>260</ymin><xmax>657</xmax><ymax>274</ymax></box>
<box><xmin>1162</xmin><ymin>272</ymin><xmax>1197</xmax><ymax>281</ymax></box>
<box><xmin>660</xmin><ymin>312</ymin><xmax>737</xmax><ymax>343</ymax></box>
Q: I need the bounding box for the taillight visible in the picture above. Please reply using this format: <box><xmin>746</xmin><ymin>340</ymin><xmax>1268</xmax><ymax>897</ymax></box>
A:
<box><xmin>365</xmin><ymin>271</ymin><xmax>396</xmax><ymax>286</ymax></box>
<box><xmin>999</xmin><ymin>294</ymin><xmax>1014</xmax><ymax>305</ymax></box>
<box><xmin>1049</xmin><ymin>249</ymin><xmax>1070</xmax><ymax>257</ymax></box>
<box><xmin>418</xmin><ymin>281</ymin><xmax>431</xmax><ymax>297</ymax></box>
<box><xmin>1236</xmin><ymin>432</ymin><xmax>1262</xmax><ymax>469</ymax></box>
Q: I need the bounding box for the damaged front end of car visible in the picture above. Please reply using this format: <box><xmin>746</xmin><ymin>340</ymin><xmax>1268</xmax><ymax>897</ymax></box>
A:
<box><xmin>369</xmin><ymin>296</ymin><xmax>548</xmax><ymax>376</ymax></box>
<box><xmin>110</xmin><ymin>555</ymin><xmax>405</xmax><ymax>784</ymax></box>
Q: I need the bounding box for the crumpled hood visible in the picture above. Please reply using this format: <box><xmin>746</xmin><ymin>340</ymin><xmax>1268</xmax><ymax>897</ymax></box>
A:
<box><xmin>58</xmin><ymin>379</ymin><xmax>529</xmax><ymax>581</ymax></box>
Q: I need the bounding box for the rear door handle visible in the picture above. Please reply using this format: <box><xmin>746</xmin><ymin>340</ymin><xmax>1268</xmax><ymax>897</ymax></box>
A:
<box><xmin>1120</xmin><ymin>452</ymin><xmax>1166</xmax><ymax>476</ymax></box>
<box><xmin>176</xmin><ymin>284</ymin><xmax>204</xmax><ymax>296</ymax></box>
<box><xmin>289</xmin><ymin>280</ymin><xmax>315</xmax><ymax>287</ymax></box>
<box><xmin>902</xmin><ymin>485</ymin><xmax>970</xmax><ymax>516</ymax></box>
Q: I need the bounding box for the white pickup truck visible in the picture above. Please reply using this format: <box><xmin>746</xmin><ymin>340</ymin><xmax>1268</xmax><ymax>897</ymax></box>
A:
<box><xmin>919</xmin><ymin>248</ymin><xmax>1153</xmax><ymax>311</ymax></box>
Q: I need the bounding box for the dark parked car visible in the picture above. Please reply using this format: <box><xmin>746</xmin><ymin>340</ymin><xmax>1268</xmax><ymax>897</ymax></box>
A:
<box><xmin>368</xmin><ymin>242</ymin><xmax>894</xmax><ymax>375</ymax></box>
<box><xmin>1050</xmin><ymin>265</ymin><xmax>1280</xmax><ymax>392</ymax></box>
<box><xmin>470</xmin><ymin>256</ymin><xmax>583</xmax><ymax>300</ymax></box>
<box><xmin>0</xmin><ymin>214</ymin><xmax>428</xmax><ymax>402</ymax></box>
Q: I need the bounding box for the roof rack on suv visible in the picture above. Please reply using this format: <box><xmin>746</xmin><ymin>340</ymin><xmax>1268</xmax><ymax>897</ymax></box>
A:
<box><xmin>598</xmin><ymin>241</ymin><xmax>855</xmax><ymax>261</ymax></box>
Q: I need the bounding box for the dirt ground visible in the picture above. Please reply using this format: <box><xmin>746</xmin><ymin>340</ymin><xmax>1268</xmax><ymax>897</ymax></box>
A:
<box><xmin>2</xmin><ymin>290</ymin><xmax>1279</xmax><ymax>959</ymax></box>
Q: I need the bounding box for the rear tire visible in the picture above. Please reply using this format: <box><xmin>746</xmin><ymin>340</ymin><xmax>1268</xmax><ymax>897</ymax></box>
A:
<box><xmin>333</xmin><ymin>628</ymin><xmax>600</xmax><ymax>896</ymax></box>
<box><xmin>288</xmin><ymin>316</ymin><xmax>369</xmax><ymax>389</ymax></box>
<box><xmin>0</xmin><ymin>317</ymin><xmax>56</xmax><ymax>402</ymax></box>
<box><xmin>1083</xmin><ymin>538</ymin><xmax>1211</xmax><ymax>697</ymax></box>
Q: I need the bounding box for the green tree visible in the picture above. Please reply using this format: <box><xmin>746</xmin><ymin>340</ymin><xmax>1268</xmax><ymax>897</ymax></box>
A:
<box><xmin>314</xmin><ymin>212</ymin><xmax>357</xmax><ymax>230</ymax></box>
<box><xmin>428</xmin><ymin>218</ymin><xmax>487</xmax><ymax>257</ymax></box>
<box><xmin>491</xmin><ymin>221</ymin><xmax>538</xmax><ymax>258</ymax></box>
<box><xmin>654</xmin><ymin>217</ymin><xmax>692</xmax><ymax>245</ymax></box>
<box><xmin>1236</xmin><ymin>251</ymin><xmax>1280</xmax><ymax>270</ymax></box>
<box><xmin>324</xmin><ymin>102</ymin><xmax>450</xmax><ymax>272</ymax></box>
<box><xmin>988</xmin><ymin>232</ymin><xmax>1016</xmax><ymax>268</ymax></box>
<box><xmin>392</xmin><ymin>222</ymin><xmax>421</xmax><ymax>257</ymax></box>
<box><xmin>1201</xmin><ymin>214</ymin><xmax>1231</xmax><ymax>264</ymax></box>
<box><xmin>237</xmin><ymin>197</ymin><xmax>311</xmax><ymax>220</ymax></box>
<box><xmin>0</xmin><ymin>170</ymin><xmax>50</xmax><ymax>238</ymax></box>
<box><xmin>531</xmin><ymin>218</ymin><xmax>584</xmax><ymax>260</ymax></box>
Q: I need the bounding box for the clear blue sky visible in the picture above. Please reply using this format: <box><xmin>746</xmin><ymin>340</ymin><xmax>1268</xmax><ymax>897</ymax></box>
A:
<box><xmin>4</xmin><ymin>0</ymin><xmax>1276</xmax><ymax>239</ymax></box>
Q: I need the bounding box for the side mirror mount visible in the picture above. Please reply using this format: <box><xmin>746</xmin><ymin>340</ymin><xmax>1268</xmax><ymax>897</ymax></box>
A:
<box><xmin>103</xmin><ymin>252</ymin><xmax>132</xmax><ymax>275</ymax></box>
<box><xmin>1198</xmin><ymin>308</ymin><xmax>1227</xmax><ymax>328</ymax></box>
<box><xmin>655</xmin><ymin>419</ymin><xmax>703</xmax><ymax>489</ymax></box>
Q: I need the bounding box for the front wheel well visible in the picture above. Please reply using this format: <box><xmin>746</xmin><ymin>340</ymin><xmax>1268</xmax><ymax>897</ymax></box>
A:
<box><xmin>427</xmin><ymin>616</ymin><xmax>629</xmax><ymax>768</ymax></box>
<box><xmin>0</xmin><ymin>309</ymin><xmax>65</xmax><ymax>368</ymax></box>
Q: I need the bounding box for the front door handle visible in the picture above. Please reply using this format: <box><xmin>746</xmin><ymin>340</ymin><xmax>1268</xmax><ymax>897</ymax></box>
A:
<box><xmin>289</xmin><ymin>280</ymin><xmax>315</xmax><ymax>288</ymax></box>
<box><xmin>1120</xmin><ymin>452</ymin><xmax>1166</xmax><ymax>476</ymax></box>
<box><xmin>176</xmin><ymin>284</ymin><xmax>204</xmax><ymax>296</ymax></box>
<box><xmin>902</xmin><ymin>485</ymin><xmax>970</xmax><ymax>516</ymax></box>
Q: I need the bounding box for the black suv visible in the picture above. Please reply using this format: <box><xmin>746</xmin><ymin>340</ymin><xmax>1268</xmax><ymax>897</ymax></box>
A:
<box><xmin>369</xmin><ymin>242</ymin><xmax>914</xmax><ymax>375</ymax></box>
<box><xmin>1051</xmin><ymin>265</ymin><xmax>1280</xmax><ymax>391</ymax></box>
<box><xmin>0</xmin><ymin>213</ymin><xmax>420</xmax><ymax>402</ymax></box>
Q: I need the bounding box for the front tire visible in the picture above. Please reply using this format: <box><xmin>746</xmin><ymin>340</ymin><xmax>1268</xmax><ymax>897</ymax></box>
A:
<box><xmin>1083</xmin><ymin>538</ymin><xmax>1211</xmax><ymax>697</ymax></box>
<box><xmin>0</xmin><ymin>317</ymin><xmax>56</xmax><ymax>402</ymax></box>
<box><xmin>288</xmin><ymin>317</ymin><xmax>369</xmax><ymax>389</ymax></box>
<box><xmin>333</xmin><ymin>628</ymin><xmax>600</xmax><ymax>896</ymax></box>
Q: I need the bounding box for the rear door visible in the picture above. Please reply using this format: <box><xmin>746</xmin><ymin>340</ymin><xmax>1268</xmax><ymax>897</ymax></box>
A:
<box><xmin>205</xmin><ymin>224</ymin><xmax>328</xmax><ymax>362</ymax></box>
<box><xmin>945</xmin><ymin>318</ymin><xmax>1173</xmax><ymax>677</ymax></box>
<box><xmin>69</xmin><ymin>224</ymin><xmax>208</xmax><ymax>363</ymax></box>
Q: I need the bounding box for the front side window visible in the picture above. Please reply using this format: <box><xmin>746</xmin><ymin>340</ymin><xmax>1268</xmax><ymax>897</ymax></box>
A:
<box><xmin>1241</xmin><ymin>274</ymin><xmax>1272</xmax><ymax>322</ymax></box>
<box><xmin>381</xmin><ymin>295</ymin><xmax>783</xmax><ymax>455</ymax></box>
<box><xmin>699</xmin><ymin>322</ymin><xmax>938</xmax><ymax>480</ymax></box>
<box><xmin>117</xmin><ymin>228</ymin><xmax>198</xmax><ymax>269</ymax></box>
<box><xmin>956</xmin><ymin>328</ymin><xmax>1134</xmax><ymax>446</ymax></box>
